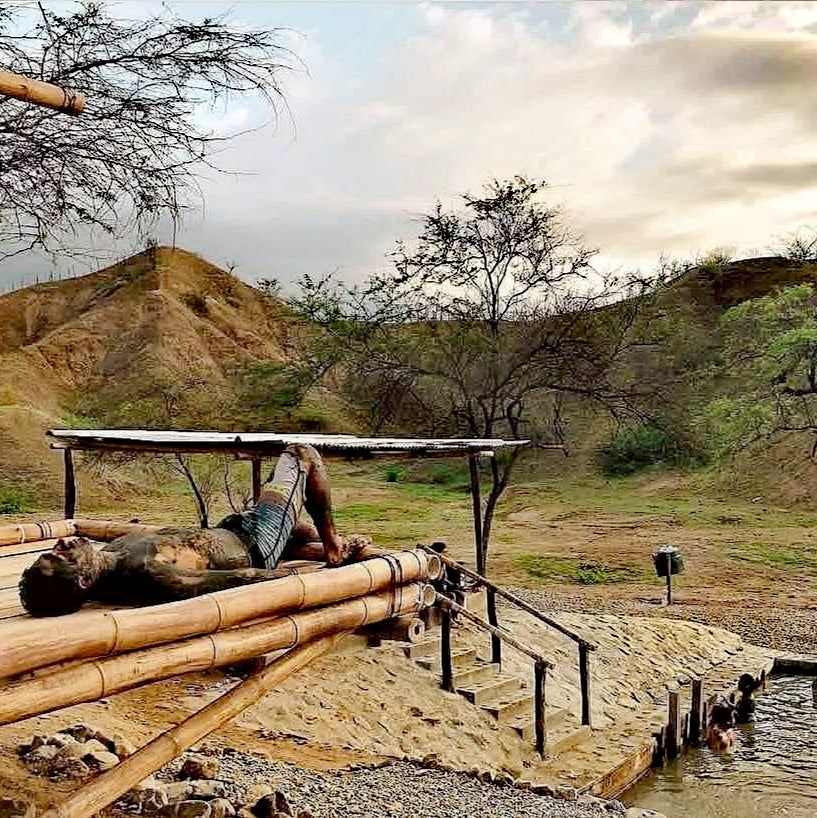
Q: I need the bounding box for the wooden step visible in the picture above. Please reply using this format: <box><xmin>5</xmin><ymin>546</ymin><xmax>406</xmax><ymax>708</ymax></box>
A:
<box><xmin>450</xmin><ymin>662</ymin><xmax>500</xmax><ymax>689</ymax></box>
<box><xmin>481</xmin><ymin>693</ymin><xmax>534</xmax><ymax>723</ymax></box>
<box><xmin>403</xmin><ymin>639</ymin><xmax>439</xmax><ymax>660</ymax></box>
<box><xmin>508</xmin><ymin>707</ymin><xmax>571</xmax><ymax>741</ymax></box>
<box><xmin>547</xmin><ymin>724</ymin><xmax>593</xmax><ymax>757</ymax></box>
<box><xmin>416</xmin><ymin>648</ymin><xmax>477</xmax><ymax>672</ymax></box>
<box><xmin>458</xmin><ymin>675</ymin><xmax>520</xmax><ymax>706</ymax></box>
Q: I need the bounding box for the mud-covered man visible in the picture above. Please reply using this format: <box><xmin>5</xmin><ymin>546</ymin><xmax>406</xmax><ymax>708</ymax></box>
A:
<box><xmin>20</xmin><ymin>444</ymin><xmax>362</xmax><ymax>616</ymax></box>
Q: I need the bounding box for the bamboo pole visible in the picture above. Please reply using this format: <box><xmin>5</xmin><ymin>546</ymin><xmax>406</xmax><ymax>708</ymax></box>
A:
<box><xmin>73</xmin><ymin>520</ymin><xmax>160</xmax><ymax>540</ymax></box>
<box><xmin>0</xmin><ymin>521</ymin><xmax>76</xmax><ymax>547</ymax></box>
<box><xmin>0</xmin><ymin>585</ymin><xmax>425</xmax><ymax>726</ymax></box>
<box><xmin>39</xmin><ymin>633</ymin><xmax>344</xmax><ymax>818</ymax></box>
<box><xmin>0</xmin><ymin>69</ymin><xmax>85</xmax><ymax>114</ymax></box>
<box><xmin>1</xmin><ymin>549</ymin><xmax>440</xmax><ymax>680</ymax></box>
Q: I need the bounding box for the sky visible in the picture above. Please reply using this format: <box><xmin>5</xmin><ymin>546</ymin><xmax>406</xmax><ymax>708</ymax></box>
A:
<box><xmin>4</xmin><ymin>0</ymin><xmax>817</xmax><ymax>289</ymax></box>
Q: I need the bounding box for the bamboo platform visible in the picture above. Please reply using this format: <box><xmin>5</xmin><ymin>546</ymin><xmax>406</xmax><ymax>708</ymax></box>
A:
<box><xmin>0</xmin><ymin>519</ymin><xmax>439</xmax><ymax>716</ymax></box>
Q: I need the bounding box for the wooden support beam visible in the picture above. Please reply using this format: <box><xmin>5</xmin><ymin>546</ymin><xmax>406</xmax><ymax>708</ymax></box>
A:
<box><xmin>64</xmin><ymin>449</ymin><xmax>76</xmax><ymax>519</ymax></box>
<box><xmin>251</xmin><ymin>458</ymin><xmax>262</xmax><ymax>503</ymax></box>
<box><xmin>440</xmin><ymin>604</ymin><xmax>453</xmax><ymax>693</ymax></box>
<box><xmin>38</xmin><ymin>634</ymin><xmax>343</xmax><ymax>818</ymax></box>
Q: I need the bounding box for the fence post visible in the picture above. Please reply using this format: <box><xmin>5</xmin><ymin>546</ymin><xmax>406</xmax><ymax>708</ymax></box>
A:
<box><xmin>690</xmin><ymin>678</ymin><xmax>704</xmax><ymax>744</ymax></box>
<box><xmin>441</xmin><ymin>604</ymin><xmax>453</xmax><ymax>693</ymax></box>
<box><xmin>579</xmin><ymin>642</ymin><xmax>592</xmax><ymax>727</ymax></box>
<box><xmin>535</xmin><ymin>660</ymin><xmax>547</xmax><ymax>757</ymax></box>
<box><xmin>667</xmin><ymin>689</ymin><xmax>681</xmax><ymax>759</ymax></box>
<box><xmin>251</xmin><ymin>458</ymin><xmax>262</xmax><ymax>503</ymax></box>
<box><xmin>487</xmin><ymin>588</ymin><xmax>502</xmax><ymax>666</ymax></box>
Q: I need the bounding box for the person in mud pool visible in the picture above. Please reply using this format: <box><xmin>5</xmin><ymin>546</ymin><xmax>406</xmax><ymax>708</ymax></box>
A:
<box><xmin>19</xmin><ymin>444</ymin><xmax>368</xmax><ymax>616</ymax></box>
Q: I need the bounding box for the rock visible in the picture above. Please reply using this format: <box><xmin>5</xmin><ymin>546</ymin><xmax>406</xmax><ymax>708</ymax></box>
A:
<box><xmin>121</xmin><ymin>787</ymin><xmax>168</xmax><ymax>814</ymax></box>
<box><xmin>273</xmin><ymin>792</ymin><xmax>291</xmax><ymax>817</ymax></box>
<box><xmin>250</xmin><ymin>794</ymin><xmax>280</xmax><ymax>818</ymax></box>
<box><xmin>162</xmin><ymin>783</ymin><xmax>195</xmax><ymax>802</ymax></box>
<box><xmin>176</xmin><ymin>801</ymin><xmax>213</xmax><ymax>818</ymax></box>
<box><xmin>187</xmin><ymin>781</ymin><xmax>227</xmax><ymax>800</ymax></box>
<box><xmin>605</xmin><ymin>799</ymin><xmax>627</xmax><ymax>815</ymax></box>
<box><xmin>0</xmin><ymin>799</ymin><xmax>34</xmax><ymax>818</ymax></box>
<box><xmin>209</xmin><ymin>799</ymin><xmax>235</xmax><ymax>818</ymax></box>
<box><xmin>17</xmin><ymin>735</ymin><xmax>47</xmax><ymax>756</ymax></box>
<box><xmin>82</xmin><ymin>738</ymin><xmax>110</xmax><ymax>756</ymax></box>
<box><xmin>63</xmin><ymin>724</ymin><xmax>98</xmax><ymax>743</ymax></box>
<box><xmin>296</xmin><ymin>812</ymin><xmax>314</xmax><ymax>818</ymax></box>
<box><xmin>110</xmin><ymin>732</ymin><xmax>137</xmax><ymax>758</ymax></box>
<box><xmin>50</xmin><ymin>755</ymin><xmax>90</xmax><ymax>780</ymax></box>
<box><xmin>54</xmin><ymin>742</ymin><xmax>88</xmax><ymax>761</ymax></box>
<box><xmin>23</xmin><ymin>744</ymin><xmax>59</xmax><ymax>773</ymax></box>
<box><xmin>477</xmin><ymin>769</ymin><xmax>492</xmax><ymax>784</ymax></box>
<box><xmin>84</xmin><ymin>749</ymin><xmax>120</xmax><ymax>772</ymax></box>
<box><xmin>180</xmin><ymin>756</ymin><xmax>220</xmax><ymax>780</ymax></box>
<box><xmin>555</xmin><ymin>786</ymin><xmax>578</xmax><ymax>800</ymax></box>
<box><xmin>48</xmin><ymin>733</ymin><xmax>79</xmax><ymax>749</ymax></box>
<box><xmin>530</xmin><ymin>782</ymin><xmax>554</xmax><ymax>796</ymax></box>
<box><xmin>625</xmin><ymin>809</ymin><xmax>669</xmax><ymax>818</ymax></box>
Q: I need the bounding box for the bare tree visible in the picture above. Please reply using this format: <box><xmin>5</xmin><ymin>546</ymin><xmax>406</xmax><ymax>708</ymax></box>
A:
<box><xmin>294</xmin><ymin>178</ymin><xmax>653</xmax><ymax>563</ymax></box>
<box><xmin>0</xmin><ymin>1</ymin><xmax>296</xmax><ymax>261</ymax></box>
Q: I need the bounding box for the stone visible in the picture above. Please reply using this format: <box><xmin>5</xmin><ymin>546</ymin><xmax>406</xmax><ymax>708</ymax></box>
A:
<box><xmin>625</xmin><ymin>810</ymin><xmax>669</xmax><ymax>818</ymax></box>
<box><xmin>17</xmin><ymin>735</ymin><xmax>47</xmax><ymax>756</ymax></box>
<box><xmin>0</xmin><ymin>799</ymin><xmax>34</xmax><ymax>818</ymax></box>
<box><xmin>530</xmin><ymin>782</ymin><xmax>554</xmax><ymax>796</ymax></box>
<box><xmin>84</xmin><ymin>749</ymin><xmax>120</xmax><ymax>772</ymax></box>
<box><xmin>63</xmin><ymin>724</ymin><xmax>98</xmax><ymax>743</ymax></box>
<box><xmin>273</xmin><ymin>793</ymin><xmax>291</xmax><ymax>817</ymax></box>
<box><xmin>110</xmin><ymin>732</ymin><xmax>137</xmax><ymax>758</ymax></box>
<box><xmin>50</xmin><ymin>756</ymin><xmax>90</xmax><ymax>779</ymax></box>
<box><xmin>555</xmin><ymin>786</ymin><xmax>578</xmax><ymax>800</ymax></box>
<box><xmin>209</xmin><ymin>799</ymin><xmax>235</xmax><ymax>818</ymax></box>
<box><xmin>296</xmin><ymin>812</ymin><xmax>314</xmax><ymax>818</ymax></box>
<box><xmin>82</xmin><ymin>738</ymin><xmax>110</xmax><ymax>756</ymax></box>
<box><xmin>477</xmin><ymin>769</ymin><xmax>492</xmax><ymax>784</ymax></box>
<box><xmin>131</xmin><ymin>787</ymin><xmax>169</xmax><ymax>814</ymax></box>
<box><xmin>176</xmin><ymin>801</ymin><xmax>213</xmax><ymax>818</ymax></box>
<box><xmin>23</xmin><ymin>745</ymin><xmax>59</xmax><ymax>773</ymax></box>
<box><xmin>54</xmin><ymin>742</ymin><xmax>88</xmax><ymax>761</ymax></box>
<box><xmin>48</xmin><ymin>733</ymin><xmax>80</xmax><ymax>749</ymax></box>
<box><xmin>605</xmin><ymin>800</ymin><xmax>627</xmax><ymax>815</ymax></box>
<box><xmin>180</xmin><ymin>756</ymin><xmax>220</xmax><ymax>780</ymax></box>
<box><xmin>162</xmin><ymin>783</ymin><xmax>195</xmax><ymax>802</ymax></box>
<box><xmin>250</xmin><ymin>795</ymin><xmax>279</xmax><ymax>818</ymax></box>
<box><xmin>187</xmin><ymin>781</ymin><xmax>227</xmax><ymax>800</ymax></box>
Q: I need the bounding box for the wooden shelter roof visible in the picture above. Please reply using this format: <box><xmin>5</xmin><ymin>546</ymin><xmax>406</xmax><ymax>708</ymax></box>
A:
<box><xmin>47</xmin><ymin>429</ymin><xmax>529</xmax><ymax>458</ymax></box>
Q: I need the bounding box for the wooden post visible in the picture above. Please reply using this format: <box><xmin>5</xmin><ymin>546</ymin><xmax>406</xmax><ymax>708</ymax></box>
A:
<box><xmin>0</xmin><ymin>68</ymin><xmax>85</xmax><ymax>114</ymax></box>
<box><xmin>690</xmin><ymin>678</ymin><xmax>704</xmax><ymax>744</ymax></box>
<box><xmin>667</xmin><ymin>689</ymin><xmax>681</xmax><ymax>759</ymax></box>
<box><xmin>579</xmin><ymin>642</ymin><xmax>592</xmax><ymax>727</ymax></box>
<box><xmin>441</xmin><ymin>604</ymin><xmax>454</xmax><ymax>692</ymax></box>
<box><xmin>468</xmin><ymin>454</ymin><xmax>484</xmax><ymax>575</ymax></box>
<box><xmin>252</xmin><ymin>458</ymin><xmax>262</xmax><ymax>503</ymax></box>
<box><xmin>665</xmin><ymin>551</ymin><xmax>672</xmax><ymax>605</ymax></box>
<box><xmin>37</xmin><ymin>634</ymin><xmax>342</xmax><ymax>818</ymax></box>
<box><xmin>64</xmin><ymin>449</ymin><xmax>76</xmax><ymax>519</ymax></box>
<box><xmin>534</xmin><ymin>660</ymin><xmax>547</xmax><ymax>757</ymax></box>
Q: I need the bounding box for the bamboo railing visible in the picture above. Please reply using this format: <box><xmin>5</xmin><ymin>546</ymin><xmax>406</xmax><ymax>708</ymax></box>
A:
<box><xmin>0</xmin><ymin>68</ymin><xmax>85</xmax><ymax>114</ymax></box>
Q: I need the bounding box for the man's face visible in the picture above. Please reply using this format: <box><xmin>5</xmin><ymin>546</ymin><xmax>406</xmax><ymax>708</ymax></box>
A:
<box><xmin>34</xmin><ymin>537</ymin><xmax>97</xmax><ymax>588</ymax></box>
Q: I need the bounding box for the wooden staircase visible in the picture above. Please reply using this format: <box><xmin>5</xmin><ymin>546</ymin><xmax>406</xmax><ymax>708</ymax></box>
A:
<box><xmin>404</xmin><ymin>637</ymin><xmax>592</xmax><ymax>757</ymax></box>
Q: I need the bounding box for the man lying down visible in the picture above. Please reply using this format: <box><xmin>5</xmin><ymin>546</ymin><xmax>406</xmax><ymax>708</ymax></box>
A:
<box><xmin>20</xmin><ymin>444</ymin><xmax>370</xmax><ymax>617</ymax></box>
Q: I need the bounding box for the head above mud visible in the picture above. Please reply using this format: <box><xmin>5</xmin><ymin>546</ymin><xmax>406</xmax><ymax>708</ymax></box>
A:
<box><xmin>19</xmin><ymin>537</ymin><xmax>99</xmax><ymax>616</ymax></box>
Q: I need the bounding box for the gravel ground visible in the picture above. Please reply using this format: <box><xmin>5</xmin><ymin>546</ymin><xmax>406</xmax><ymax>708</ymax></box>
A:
<box><xmin>512</xmin><ymin>588</ymin><xmax>817</xmax><ymax>655</ymax></box>
<box><xmin>158</xmin><ymin>752</ymin><xmax>624</xmax><ymax>818</ymax></box>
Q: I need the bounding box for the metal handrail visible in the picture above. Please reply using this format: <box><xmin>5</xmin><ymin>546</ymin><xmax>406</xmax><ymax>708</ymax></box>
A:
<box><xmin>435</xmin><ymin>591</ymin><xmax>551</xmax><ymax>757</ymax></box>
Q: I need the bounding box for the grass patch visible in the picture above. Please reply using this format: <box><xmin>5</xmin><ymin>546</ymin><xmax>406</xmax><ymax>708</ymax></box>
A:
<box><xmin>515</xmin><ymin>553</ymin><xmax>651</xmax><ymax>585</ymax></box>
<box><xmin>0</xmin><ymin>486</ymin><xmax>32</xmax><ymax>514</ymax></box>
<box><xmin>723</xmin><ymin>540</ymin><xmax>817</xmax><ymax>573</ymax></box>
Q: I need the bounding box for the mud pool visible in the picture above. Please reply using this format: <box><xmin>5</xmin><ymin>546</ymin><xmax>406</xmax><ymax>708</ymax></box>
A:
<box><xmin>625</xmin><ymin>674</ymin><xmax>817</xmax><ymax>818</ymax></box>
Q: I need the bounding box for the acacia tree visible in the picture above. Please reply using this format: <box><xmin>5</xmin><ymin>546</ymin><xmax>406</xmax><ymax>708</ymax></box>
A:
<box><xmin>295</xmin><ymin>178</ymin><xmax>652</xmax><ymax>562</ymax></box>
<box><xmin>0</xmin><ymin>2</ymin><xmax>294</xmax><ymax>261</ymax></box>
<box><xmin>703</xmin><ymin>283</ymin><xmax>817</xmax><ymax>457</ymax></box>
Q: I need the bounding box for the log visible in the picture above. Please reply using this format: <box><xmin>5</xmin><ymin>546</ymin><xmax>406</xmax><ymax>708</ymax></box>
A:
<box><xmin>73</xmin><ymin>520</ymin><xmax>160</xmax><ymax>540</ymax></box>
<box><xmin>0</xmin><ymin>521</ymin><xmax>76</xmax><ymax>547</ymax></box>
<box><xmin>368</xmin><ymin>615</ymin><xmax>425</xmax><ymax>645</ymax></box>
<box><xmin>0</xmin><ymin>69</ymin><xmax>85</xmax><ymax>114</ymax></box>
<box><xmin>39</xmin><ymin>633</ymin><xmax>344</xmax><ymax>818</ymax></box>
<box><xmin>1</xmin><ymin>549</ymin><xmax>440</xmax><ymax>680</ymax></box>
<box><xmin>0</xmin><ymin>584</ymin><xmax>426</xmax><ymax>726</ymax></box>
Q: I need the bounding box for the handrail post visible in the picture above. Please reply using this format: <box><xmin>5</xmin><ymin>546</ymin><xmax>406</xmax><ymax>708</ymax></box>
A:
<box><xmin>535</xmin><ymin>660</ymin><xmax>547</xmax><ymax>757</ymax></box>
<box><xmin>487</xmin><ymin>588</ymin><xmax>501</xmax><ymax>666</ymax></box>
<box><xmin>468</xmin><ymin>454</ymin><xmax>484</xmax><ymax>575</ymax></box>
<box><xmin>251</xmin><ymin>458</ymin><xmax>262</xmax><ymax>503</ymax></box>
<box><xmin>441</xmin><ymin>604</ymin><xmax>454</xmax><ymax>693</ymax></box>
<box><xmin>579</xmin><ymin>642</ymin><xmax>592</xmax><ymax>727</ymax></box>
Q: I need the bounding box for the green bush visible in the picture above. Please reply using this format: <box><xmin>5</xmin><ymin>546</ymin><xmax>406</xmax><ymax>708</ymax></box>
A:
<box><xmin>0</xmin><ymin>486</ymin><xmax>30</xmax><ymax>514</ymax></box>
<box><xmin>382</xmin><ymin>464</ymin><xmax>406</xmax><ymax>483</ymax></box>
<box><xmin>599</xmin><ymin>418</ymin><xmax>697</xmax><ymax>477</ymax></box>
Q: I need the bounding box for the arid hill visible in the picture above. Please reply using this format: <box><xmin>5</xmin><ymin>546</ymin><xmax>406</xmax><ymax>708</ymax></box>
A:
<box><xmin>0</xmin><ymin>246</ymin><xmax>347</xmax><ymax>502</ymax></box>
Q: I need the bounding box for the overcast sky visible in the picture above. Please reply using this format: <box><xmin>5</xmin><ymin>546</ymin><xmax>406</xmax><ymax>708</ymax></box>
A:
<box><xmin>5</xmin><ymin>1</ymin><xmax>817</xmax><ymax>290</ymax></box>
